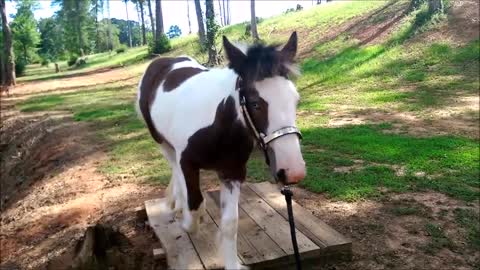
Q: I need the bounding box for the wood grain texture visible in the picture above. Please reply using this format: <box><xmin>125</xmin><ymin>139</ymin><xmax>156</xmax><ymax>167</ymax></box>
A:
<box><xmin>145</xmin><ymin>198</ymin><xmax>204</xmax><ymax>269</ymax></box>
<box><xmin>247</xmin><ymin>182</ymin><xmax>352</xmax><ymax>254</ymax></box>
<box><xmin>206</xmin><ymin>191</ymin><xmax>286</xmax><ymax>266</ymax></box>
<box><xmin>239</xmin><ymin>185</ymin><xmax>319</xmax><ymax>255</ymax></box>
<box><xmin>145</xmin><ymin>182</ymin><xmax>352</xmax><ymax>269</ymax></box>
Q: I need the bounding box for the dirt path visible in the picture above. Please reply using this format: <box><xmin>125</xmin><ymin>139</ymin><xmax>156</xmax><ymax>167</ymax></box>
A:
<box><xmin>0</xmin><ymin>68</ymin><xmax>164</xmax><ymax>269</ymax></box>
<box><xmin>293</xmin><ymin>187</ymin><xmax>479</xmax><ymax>270</ymax></box>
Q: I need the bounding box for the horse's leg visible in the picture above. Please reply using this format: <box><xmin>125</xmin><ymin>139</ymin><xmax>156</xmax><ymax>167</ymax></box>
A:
<box><xmin>159</xmin><ymin>145</ymin><xmax>181</xmax><ymax>212</ymax></box>
<box><xmin>177</xmin><ymin>161</ymin><xmax>203</xmax><ymax>233</ymax></box>
<box><xmin>220</xmin><ymin>181</ymin><xmax>246</xmax><ymax>270</ymax></box>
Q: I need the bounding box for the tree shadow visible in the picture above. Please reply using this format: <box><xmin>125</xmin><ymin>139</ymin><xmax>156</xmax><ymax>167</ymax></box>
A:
<box><xmin>297</xmin><ymin>124</ymin><xmax>479</xmax><ymax>201</ymax></box>
<box><xmin>19</xmin><ymin>66</ymin><xmax>124</xmax><ymax>83</ymax></box>
<box><xmin>11</xmin><ymin>76</ymin><xmax>139</xmax><ymax>99</ymax></box>
<box><xmin>299</xmin><ymin>0</ymin><xmax>406</xmax><ymax>58</ymax></box>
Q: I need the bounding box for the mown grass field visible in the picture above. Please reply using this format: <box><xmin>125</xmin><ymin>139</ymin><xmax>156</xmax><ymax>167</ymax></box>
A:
<box><xmin>20</xmin><ymin>46</ymin><xmax>149</xmax><ymax>82</ymax></box>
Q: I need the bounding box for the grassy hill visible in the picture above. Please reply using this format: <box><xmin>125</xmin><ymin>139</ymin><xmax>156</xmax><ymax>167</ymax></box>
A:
<box><xmin>18</xmin><ymin>1</ymin><xmax>479</xmax><ymax>203</ymax></box>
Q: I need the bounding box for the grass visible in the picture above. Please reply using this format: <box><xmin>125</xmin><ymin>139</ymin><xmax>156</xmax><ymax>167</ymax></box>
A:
<box><xmin>17</xmin><ymin>1</ymin><xmax>480</xmax><ymax>203</ymax></box>
<box><xmin>454</xmin><ymin>208</ymin><xmax>480</xmax><ymax>249</ymax></box>
<box><xmin>389</xmin><ymin>200</ymin><xmax>429</xmax><ymax>216</ymax></box>
<box><xmin>298</xmin><ymin>1</ymin><xmax>479</xmax><ymax>114</ymax></box>
<box><xmin>19</xmin><ymin>46</ymin><xmax>149</xmax><ymax>82</ymax></box>
<box><xmin>422</xmin><ymin>223</ymin><xmax>454</xmax><ymax>254</ymax></box>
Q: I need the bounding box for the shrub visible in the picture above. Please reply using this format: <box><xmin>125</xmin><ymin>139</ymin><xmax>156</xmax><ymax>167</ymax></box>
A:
<box><xmin>41</xmin><ymin>58</ymin><xmax>50</xmax><ymax>67</ymax></box>
<box><xmin>15</xmin><ymin>60</ymin><xmax>27</xmax><ymax>76</ymax></box>
<box><xmin>116</xmin><ymin>45</ymin><xmax>128</xmax><ymax>54</ymax></box>
<box><xmin>67</xmin><ymin>55</ymin><xmax>79</xmax><ymax>67</ymax></box>
<box><xmin>149</xmin><ymin>34</ymin><xmax>171</xmax><ymax>55</ymax></box>
<box><xmin>75</xmin><ymin>58</ymin><xmax>87</xmax><ymax>67</ymax></box>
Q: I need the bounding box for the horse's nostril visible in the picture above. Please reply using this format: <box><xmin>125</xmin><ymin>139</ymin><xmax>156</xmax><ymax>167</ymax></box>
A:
<box><xmin>276</xmin><ymin>169</ymin><xmax>287</xmax><ymax>183</ymax></box>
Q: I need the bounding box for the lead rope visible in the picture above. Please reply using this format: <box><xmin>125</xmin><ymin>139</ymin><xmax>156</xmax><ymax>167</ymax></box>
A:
<box><xmin>281</xmin><ymin>186</ymin><xmax>302</xmax><ymax>270</ymax></box>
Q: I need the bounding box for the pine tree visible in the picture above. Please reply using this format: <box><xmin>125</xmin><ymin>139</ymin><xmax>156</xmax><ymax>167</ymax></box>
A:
<box><xmin>124</xmin><ymin>0</ymin><xmax>132</xmax><ymax>47</ymax></box>
<box><xmin>11</xmin><ymin>0</ymin><xmax>40</xmax><ymax>64</ymax></box>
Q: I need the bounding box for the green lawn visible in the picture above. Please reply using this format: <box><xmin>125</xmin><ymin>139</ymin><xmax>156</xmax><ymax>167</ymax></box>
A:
<box><xmin>19</xmin><ymin>46</ymin><xmax>149</xmax><ymax>82</ymax></box>
<box><xmin>18</xmin><ymin>1</ymin><xmax>479</xmax><ymax>204</ymax></box>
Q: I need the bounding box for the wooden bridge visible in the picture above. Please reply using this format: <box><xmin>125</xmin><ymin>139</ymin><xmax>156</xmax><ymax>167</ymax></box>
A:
<box><xmin>145</xmin><ymin>182</ymin><xmax>352</xmax><ymax>269</ymax></box>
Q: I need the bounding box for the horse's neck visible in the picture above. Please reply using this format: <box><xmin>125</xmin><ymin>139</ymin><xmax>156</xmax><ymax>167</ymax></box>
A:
<box><xmin>213</xmin><ymin>67</ymin><xmax>242</xmax><ymax>113</ymax></box>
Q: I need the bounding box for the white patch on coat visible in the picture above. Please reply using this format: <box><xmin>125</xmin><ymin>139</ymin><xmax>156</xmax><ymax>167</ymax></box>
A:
<box><xmin>171</xmin><ymin>57</ymin><xmax>207</xmax><ymax>70</ymax></box>
<box><xmin>219</xmin><ymin>181</ymin><xmax>245</xmax><ymax>269</ymax></box>
<box><xmin>149</xmin><ymin>64</ymin><xmax>240</xmax><ymax>152</ymax></box>
<box><xmin>255</xmin><ymin>76</ymin><xmax>306</xmax><ymax>181</ymax></box>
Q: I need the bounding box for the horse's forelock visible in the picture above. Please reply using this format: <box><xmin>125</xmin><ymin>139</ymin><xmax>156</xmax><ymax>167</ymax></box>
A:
<box><xmin>243</xmin><ymin>44</ymin><xmax>294</xmax><ymax>83</ymax></box>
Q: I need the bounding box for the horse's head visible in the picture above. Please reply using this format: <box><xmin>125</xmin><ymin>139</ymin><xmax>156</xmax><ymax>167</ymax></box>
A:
<box><xmin>223</xmin><ymin>32</ymin><xmax>306</xmax><ymax>185</ymax></box>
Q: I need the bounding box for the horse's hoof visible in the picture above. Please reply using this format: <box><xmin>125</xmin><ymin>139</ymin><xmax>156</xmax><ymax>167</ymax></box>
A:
<box><xmin>181</xmin><ymin>218</ymin><xmax>198</xmax><ymax>234</ymax></box>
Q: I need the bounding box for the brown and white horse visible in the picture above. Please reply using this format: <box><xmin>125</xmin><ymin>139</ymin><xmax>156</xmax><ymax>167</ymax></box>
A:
<box><xmin>137</xmin><ymin>32</ymin><xmax>305</xmax><ymax>269</ymax></box>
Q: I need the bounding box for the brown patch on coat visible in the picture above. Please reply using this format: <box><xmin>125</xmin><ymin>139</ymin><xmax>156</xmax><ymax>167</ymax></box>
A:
<box><xmin>180</xmin><ymin>96</ymin><xmax>254</xmax><ymax>210</ymax></box>
<box><xmin>139</xmin><ymin>57</ymin><xmax>189</xmax><ymax>145</ymax></box>
<box><xmin>163</xmin><ymin>67</ymin><xmax>206</xmax><ymax>92</ymax></box>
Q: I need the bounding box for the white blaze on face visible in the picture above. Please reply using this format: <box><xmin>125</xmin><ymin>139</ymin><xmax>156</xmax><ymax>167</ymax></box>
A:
<box><xmin>255</xmin><ymin>76</ymin><xmax>306</xmax><ymax>184</ymax></box>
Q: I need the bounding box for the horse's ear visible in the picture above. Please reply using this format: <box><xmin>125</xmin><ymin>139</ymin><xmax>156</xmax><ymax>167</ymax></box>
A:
<box><xmin>223</xmin><ymin>36</ymin><xmax>246</xmax><ymax>74</ymax></box>
<box><xmin>281</xmin><ymin>31</ymin><xmax>297</xmax><ymax>62</ymax></box>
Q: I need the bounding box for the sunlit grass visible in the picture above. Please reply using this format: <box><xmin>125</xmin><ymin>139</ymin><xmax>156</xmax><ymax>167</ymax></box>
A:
<box><xmin>19</xmin><ymin>46</ymin><xmax>149</xmax><ymax>82</ymax></box>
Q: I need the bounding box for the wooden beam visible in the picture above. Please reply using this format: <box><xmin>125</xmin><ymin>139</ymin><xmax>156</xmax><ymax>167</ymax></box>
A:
<box><xmin>145</xmin><ymin>198</ymin><xmax>204</xmax><ymax>269</ymax></box>
<box><xmin>206</xmin><ymin>191</ymin><xmax>287</xmax><ymax>267</ymax></box>
<box><xmin>239</xmin><ymin>185</ymin><xmax>319</xmax><ymax>256</ymax></box>
<box><xmin>247</xmin><ymin>182</ymin><xmax>352</xmax><ymax>259</ymax></box>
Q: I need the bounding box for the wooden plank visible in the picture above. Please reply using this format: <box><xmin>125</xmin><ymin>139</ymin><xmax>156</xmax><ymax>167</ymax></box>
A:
<box><xmin>187</xmin><ymin>204</ymin><xmax>223</xmax><ymax>269</ymax></box>
<box><xmin>247</xmin><ymin>182</ymin><xmax>352</xmax><ymax>255</ymax></box>
<box><xmin>206</xmin><ymin>191</ymin><xmax>287</xmax><ymax>266</ymax></box>
<box><xmin>239</xmin><ymin>186</ymin><xmax>319</xmax><ymax>256</ymax></box>
<box><xmin>145</xmin><ymin>199</ymin><xmax>204</xmax><ymax>270</ymax></box>
<box><xmin>153</xmin><ymin>248</ymin><xmax>166</xmax><ymax>260</ymax></box>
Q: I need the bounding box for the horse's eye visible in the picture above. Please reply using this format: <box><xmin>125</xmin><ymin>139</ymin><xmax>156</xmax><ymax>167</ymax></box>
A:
<box><xmin>250</xmin><ymin>102</ymin><xmax>260</xmax><ymax>110</ymax></box>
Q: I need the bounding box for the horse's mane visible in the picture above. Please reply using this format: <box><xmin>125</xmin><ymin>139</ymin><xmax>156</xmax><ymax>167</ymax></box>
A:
<box><xmin>243</xmin><ymin>43</ymin><xmax>299</xmax><ymax>81</ymax></box>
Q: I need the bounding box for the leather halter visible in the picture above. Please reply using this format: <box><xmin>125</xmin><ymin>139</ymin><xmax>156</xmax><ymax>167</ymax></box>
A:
<box><xmin>236</xmin><ymin>77</ymin><xmax>302</xmax><ymax>164</ymax></box>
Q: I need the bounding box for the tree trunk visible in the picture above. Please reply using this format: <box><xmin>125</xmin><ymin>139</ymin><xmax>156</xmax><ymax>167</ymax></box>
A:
<box><xmin>139</xmin><ymin>0</ymin><xmax>147</xmax><ymax>45</ymax></box>
<box><xmin>0</xmin><ymin>49</ymin><xmax>4</xmax><ymax>85</ymax></box>
<box><xmin>106</xmin><ymin>0</ymin><xmax>113</xmax><ymax>51</ymax></box>
<box><xmin>194</xmin><ymin>0</ymin><xmax>206</xmax><ymax>47</ymax></box>
<box><xmin>75</xmin><ymin>0</ymin><xmax>84</xmax><ymax>55</ymax></box>
<box><xmin>217</xmin><ymin>0</ymin><xmax>223</xmax><ymax>26</ymax></box>
<box><xmin>23</xmin><ymin>45</ymin><xmax>28</xmax><ymax>64</ymax></box>
<box><xmin>205</xmin><ymin>0</ymin><xmax>217</xmax><ymax>65</ymax></box>
<box><xmin>186</xmin><ymin>0</ymin><xmax>192</xmax><ymax>34</ymax></box>
<box><xmin>155</xmin><ymin>0</ymin><xmax>164</xmax><ymax>38</ymax></box>
<box><xmin>95</xmin><ymin>0</ymin><xmax>100</xmax><ymax>52</ymax></box>
<box><xmin>147</xmin><ymin>0</ymin><xmax>155</xmax><ymax>40</ymax></box>
<box><xmin>250</xmin><ymin>0</ymin><xmax>259</xmax><ymax>41</ymax></box>
<box><xmin>226</xmin><ymin>0</ymin><xmax>230</xmax><ymax>24</ymax></box>
<box><xmin>125</xmin><ymin>0</ymin><xmax>133</xmax><ymax>47</ymax></box>
<box><xmin>222</xmin><ymin>0</ymin><xmax>228</xmax><ymax>25</ymax></box>
<box><xmin>55</xmin><ymin>63</ymin><xmax>60</xmax><ymax>73</ymax></box>
<box><xmin>428</xmin><ymin>0</ymin><xmax>444</xmax><ymax>13</ymax></box>
<box><xmin>1</xmin><ymin>0</ymin><xmax>15</xmax><ymax>86</ymax></box>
